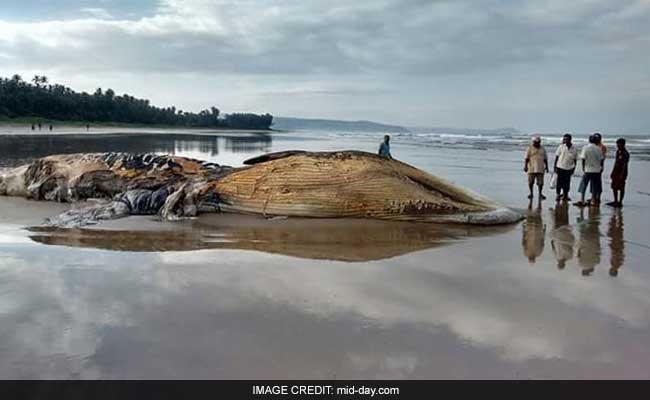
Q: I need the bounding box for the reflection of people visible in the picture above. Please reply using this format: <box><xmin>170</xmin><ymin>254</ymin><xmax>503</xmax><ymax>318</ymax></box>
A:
<box><xmin>524</xmin><ymin>136</ymin><xmax>549</xmax><ymax>200</ymax></box>
<box><xmin>607</xmin><ymin>138</ymin><xmax>630</xmax><ymax>208</ymax></box>
<box><xmin>550</xmin><ymin>202</ymin><xmax>575</xmax><ymax>270</ymax></box>
<box><xmin>378</xmin><ymin>135</ymin><xmax>392</xmax><ymax>159</ymax></box>
<box><xmin>553</xmin><ymin>133</ymin><xmax>578</xmax><ymax>202</ymax></box>
<box><xmin>575</xmin><ymin>135</ymin><xmax>604</xmax><ymax>207</ymax></box>
<box><xmin>607</xmin><ymin>210</ymin><xmax>625</xmax><ymax>277</ymax></box>
<box><xmin>576</xmin><ymin>206</ymin><xmax>601</xmax><ymax>276</ymax></box>
<box><xmin>522</xmin><ymin>201</ymin><xmax>546</xmax><ymax>263</ymax></box>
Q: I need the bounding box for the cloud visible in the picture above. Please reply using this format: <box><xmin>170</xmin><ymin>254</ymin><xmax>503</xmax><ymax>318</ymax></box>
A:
<box><xmin>0</xmin><ymin>0</ymin><xmax>649</xmax><ymax>129</ymax></box>
<box><xmin>80</xmin><ymin>8</ymin><xmax>114</xmax><ymax>20</ymax></box>
<box><xmin>1</xmin><ymin>0</ymin><xmax>647</xmax><ymax>75</ymax></box>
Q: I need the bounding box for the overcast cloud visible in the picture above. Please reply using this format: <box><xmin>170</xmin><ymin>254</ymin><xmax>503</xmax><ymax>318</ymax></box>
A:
<box><xmin>1</xmin><ymin>0</ymin><xmax>649</xmax><ymax>132</ymax></box>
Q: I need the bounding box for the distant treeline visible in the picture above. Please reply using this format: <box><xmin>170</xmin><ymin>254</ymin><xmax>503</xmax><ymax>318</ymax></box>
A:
<box><xmin>0</xmin><ymin>74</ymin><xmax>273</xmax><ymax>129</ymax></box>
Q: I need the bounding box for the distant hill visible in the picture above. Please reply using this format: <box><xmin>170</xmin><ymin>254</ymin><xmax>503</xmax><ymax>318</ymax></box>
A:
<box><xmin>273</xmin><ymin>117</ymin><xmax>409</xmax><ymax>133</ymax></box>
<box><xmin>408</xmin><ymin>126</ymin><xmax>521</xmax><ymax>135</ymax></box>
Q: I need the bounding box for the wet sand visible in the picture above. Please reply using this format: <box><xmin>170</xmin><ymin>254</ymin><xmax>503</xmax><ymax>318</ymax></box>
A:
<box><xmin>1</xmin><ymin>130</ymin><xmax>650</xmax><ymax>379</ymax></box>
<box><xmin>0</xmin><ymin>197</ymin><xmax>513</xmax><ymax>261</ymax></box>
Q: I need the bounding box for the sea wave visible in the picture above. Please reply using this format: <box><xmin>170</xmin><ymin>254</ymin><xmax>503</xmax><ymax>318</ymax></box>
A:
<box><xmin>317</xmin><ymin>130</ymin><xmax>650</xmax><ymax>157</ymax></box>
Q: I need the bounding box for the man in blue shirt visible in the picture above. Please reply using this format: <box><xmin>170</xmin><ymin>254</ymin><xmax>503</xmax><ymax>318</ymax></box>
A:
<box><xmin>378</xmin><ymin>135</ymin><xmax>392</xmax><ymax>159</ymax></box>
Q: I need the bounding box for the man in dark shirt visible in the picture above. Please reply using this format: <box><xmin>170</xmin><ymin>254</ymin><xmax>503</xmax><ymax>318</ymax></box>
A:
<box><xmin>378</xmin><ymin>135</ymin><xmax>392</xmax><ymax>159</ymax></box>
<box><xmin>607</xmin><ymin>138</ymin><xmax>630</xmax><ymax>208</ymax></box>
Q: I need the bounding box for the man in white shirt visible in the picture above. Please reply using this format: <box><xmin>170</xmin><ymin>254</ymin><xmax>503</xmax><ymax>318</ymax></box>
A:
<box><xmin>553</xmin><ymin>133</ymin><xmax>578</xmax><ymax>202</ymax></box>
<box><xmin>575</xmin><ymin>135</ymin><xmax>605</xmax><ymax>207</ymax></box>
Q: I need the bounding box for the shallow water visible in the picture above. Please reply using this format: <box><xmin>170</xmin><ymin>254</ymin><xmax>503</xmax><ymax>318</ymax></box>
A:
<box><xmin>1</xmin><ymin>130</ymin><xmax>649</xmax><ymax>379</ymax></box>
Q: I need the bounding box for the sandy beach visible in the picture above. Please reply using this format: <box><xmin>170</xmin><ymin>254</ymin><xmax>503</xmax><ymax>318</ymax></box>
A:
<box><xmin>1</xmin><ymin>128</ymin><xmax>649</xmax><ymax>379</ymax></box>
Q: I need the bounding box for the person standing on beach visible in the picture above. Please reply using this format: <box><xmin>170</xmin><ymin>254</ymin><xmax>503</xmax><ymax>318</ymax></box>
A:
<box><xmin>594</xmin><ymin>132</ymin><xmax>607</xmax><ymax>158</ymax></box>
<box><xmin>575</xmin><ymin>135</ymin><xmax>604</xmax><ymax>207</ymax></box>
<box><xmin>607</xmin><ymin>138</ymin><xmax>630</xmax><ymax>208</ymax></box>
<box><xmin>553</xmin><ymin>133</ymin><xmax>578</xmax><ymax>201</ymax></box>
<box><xmin>593</xmin><ymin>133</ymin><xmax>606</xmax><ymax>204</ymax></box>
<box><xmin>378</xmin><ymin>135</ymin><xmax>393</xmax><ymax>159</ymax></box>
<box><xmin>524</xmin><ymin>136</ymin><xmax>548</xmax><ymax>200</ymax></box>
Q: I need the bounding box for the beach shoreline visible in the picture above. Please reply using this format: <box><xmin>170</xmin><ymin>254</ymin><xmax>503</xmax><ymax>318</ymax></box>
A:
<box><xmin>0</xmin><ymin>122</ymin><xmax>277</xmax><ymax>136</ymax></box>
<box><xmin>1</xmin><ymin>129</ymin><xmax>649</xmax><ymax>378</ymax></box>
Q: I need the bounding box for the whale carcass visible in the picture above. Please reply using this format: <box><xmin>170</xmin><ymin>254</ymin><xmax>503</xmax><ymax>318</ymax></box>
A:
<box><xmin>0</xmin><ymin>151</ymin><xmax>523</xmax><ymax>227</ymax></box>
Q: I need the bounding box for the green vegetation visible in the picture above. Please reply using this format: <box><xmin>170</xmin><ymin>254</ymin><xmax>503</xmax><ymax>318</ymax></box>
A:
<box><xmin>0</xmin><ymin>74</ymin><xmax>273</xmax><ymax>130</ymax></box>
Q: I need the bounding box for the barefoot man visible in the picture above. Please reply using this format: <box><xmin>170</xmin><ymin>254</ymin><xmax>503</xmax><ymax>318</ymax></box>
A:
<box><xmin>553</xmin><ymin>133</ymin><xmax>578</xmax><ymax>202</ymax></box>
<box><xmin>575</xmin><ymin>135</ymin><xmax>604</xmax><ymax>207</ymax></box>
<box><xmin>607</xmin><ymin>138</ymin><xmax>630</xmax><ymax>208</ymax></box>
<box><xmin>524</xmin><ymin>136</ymin><xmax>548</xmax><ymax>200</ymax></box>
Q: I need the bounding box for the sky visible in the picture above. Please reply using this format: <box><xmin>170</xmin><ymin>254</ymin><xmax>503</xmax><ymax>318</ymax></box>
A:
<box><xmin>0</xmin><ymin>0</ymin><xmax>649</xmax><ymax>133</ymax></box>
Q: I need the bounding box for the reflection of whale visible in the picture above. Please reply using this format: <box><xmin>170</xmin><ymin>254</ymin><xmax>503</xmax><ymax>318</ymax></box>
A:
<box><xmin>607</xmin><ymin>210</ymin><xmax>625</xmax><ymax>277</ymax></box>
<box><xmin>576</xmin><ymin>207</ymin><xmax>601</xmax><ymax>276</ymax></box>
<box><xmin>521</xmin><ymin>201</ymin><xmax>545</xmax><ymax>263</ymax></box>
<box><xmin>550</xmin><ymin>203</ymin><xmax>575</xmax><ymax>270</ymax></box>
<box><xmin>27</xmin><ymin>214</ymin><xmax>516</xmax><ymax>261</ymax></box>
<box><xmin>1</xmin><ymin>151</ymin><xmax>523</xmax><ymax>227</ymax></box>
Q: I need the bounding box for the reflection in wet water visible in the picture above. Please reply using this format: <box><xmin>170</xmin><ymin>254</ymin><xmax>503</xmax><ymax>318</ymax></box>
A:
<box><xmin>0</xmin><ymin>133</ymin><xmax>272</xmax><ymax>167</ymax></box>
<box><xmin>522</xmin><ymin>201</ymin><xmax>546</xmax><ymax>264</ymax></box>
<box><xmin>608</xmin><ymin>210</ymin><xmax>624</xmax><ymax>277</ymax></box>
<box><xmin>522</xmin><ymin>202</ymin><xmax>627</xmax><ymax>277</ymax></box>
<box><xmin>577</xmin><ymin>207</ymin><xmax>601</xmax><ymax>276</ymax></box>
<box><xmin>27</xmin><ymin>214</ymin><xmax>516</xmax><ymax>262</ymax></box>
<box><xmin>550</xmin><ymin>203</ymin><xmax>575</xmax><ymax>270</ymax></box>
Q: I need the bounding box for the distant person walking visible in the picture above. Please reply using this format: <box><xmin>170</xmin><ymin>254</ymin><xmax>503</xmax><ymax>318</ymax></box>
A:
<box><xmin>607</xmin><ymin>138</ymin><xmax>630</xmax><ymax>208</ymax></box>
<box><xmin>524</xmin><ymin>136</ymin><xmax>548</xmax><ymax>200</ymax></box>
<box><xmin>553</xmin><ymin>133</ymin><xmax>578</xmax><ymax>202</ymax></box>
<box><xmin>378</xmin><ymin>135</ymin><xmax>392</xmax><ymax>159</ymax></box>
<box><xmin>31</xmin><ymin>123</ymin><xmax>35</xmax><ymax>131</ymax></box>
<box><xmin>86</xmin><ymin>124</ymin><xmax>90</xmax><ymax>131</ymax></box>
<box><xmin>575</xmin><ymin>135</ymin><xmax>604</xmax><ymax>207</ymax></box>
<box><xmin>38</xmin><ymin>122</ymin><xmax>42</xmax><ymax>131</ymax></box>
<box><xmin>49</xmin><ymin>124</ymin><xmax>53</xmax><ymax>132</ymax></box>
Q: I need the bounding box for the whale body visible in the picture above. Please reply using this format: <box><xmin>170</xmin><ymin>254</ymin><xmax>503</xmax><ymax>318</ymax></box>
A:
<box><xmin>0</xmin><ymin>151</ymin><xmax>523</xmax><ymax>227</ymax></box>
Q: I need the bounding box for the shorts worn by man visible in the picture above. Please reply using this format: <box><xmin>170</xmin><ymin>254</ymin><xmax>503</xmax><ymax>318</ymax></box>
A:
<box><xmin>575</xmin><ymin>136</ymin><xmax>604</xmax><ymax>207</ymax></box>
<box><xmin>524</xmin><ymin>136</ymin><xmax>548</xmax><ymax>200</ymax></box>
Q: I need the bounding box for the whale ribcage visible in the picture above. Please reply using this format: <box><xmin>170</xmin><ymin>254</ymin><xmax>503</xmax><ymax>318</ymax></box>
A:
<box><xmin>97</xmin><ymin>152</ymin><xmax>226</xmax><ymax>176</ymax></box>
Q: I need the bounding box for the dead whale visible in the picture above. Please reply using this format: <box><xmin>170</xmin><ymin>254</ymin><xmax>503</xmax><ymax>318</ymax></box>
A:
<box><xmin>0</xmin><ymin>151</ymin><xmax>523</xmax><ymax>227</ymax></box>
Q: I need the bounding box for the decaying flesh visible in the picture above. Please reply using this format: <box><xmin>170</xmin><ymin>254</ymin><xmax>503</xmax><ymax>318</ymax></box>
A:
<box><xmin>0</xmin><ymin>151</ymin><xmax>523</xmax><ymax>227</ymax></box>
